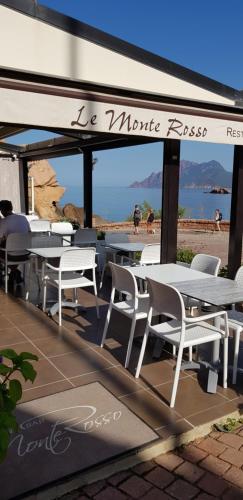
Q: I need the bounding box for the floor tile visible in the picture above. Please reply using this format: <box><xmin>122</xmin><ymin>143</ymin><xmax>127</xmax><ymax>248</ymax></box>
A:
<box><xmin>71</xmin><ymin>365</ymin><xmax>145</xmax><ymax>397</ymax></box>
<box><xmin>120</xmin><ymin>388</ymin><xmax>181</xmax><ymax>429</ymax></box>
<box><xmin>33</xmin><ymin>334</ymin><xmax>87</xmax><ymax>357</ymax></box>
<box><xmin>21</xmin><ymin>379</ymin><xmax>73</xmax><ymax>403</ymax></box>
<box><xmin>152</xmin><ymin>377</ymin><xmax>228</xmax><ymax>417</ymax></box>
<box><xmin>0</xmin><ymin>327</ymin><xmax>27</xmax><ymax>346</ymax></box>
<box><xmin>51</xmin><ymin>347</ymin><xmax>115</xmax><ymax>378</ymax></box>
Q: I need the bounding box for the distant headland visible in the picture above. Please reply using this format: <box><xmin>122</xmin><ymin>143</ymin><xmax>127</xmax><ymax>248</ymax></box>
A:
<box><xmin>129</xmin><ymin>160</ymin><xmax>232</xmax><ymax>190</ymax></box>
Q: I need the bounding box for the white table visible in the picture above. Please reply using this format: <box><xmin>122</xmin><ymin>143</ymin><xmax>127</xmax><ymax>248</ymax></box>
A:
<box><xmin>28</xmin><ymin>246</ymin><xmax>80</xmax><ymax>259</ymax></box>
<box><xmin>108</xmin><ymin>242</ymin><xmax>145</xmax><ymax>254</ymax></box>
<box><xmin>128</xmin><ymin>263</ymin><xmax>212</xmax><ymax>283</ymax></box>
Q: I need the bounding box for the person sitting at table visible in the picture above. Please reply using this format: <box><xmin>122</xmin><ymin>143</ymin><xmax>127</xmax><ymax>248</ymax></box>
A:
<box><xmin>0</xmin><ymin>200</ymin><xmax>30</xmax><ymax>284</ymax></box>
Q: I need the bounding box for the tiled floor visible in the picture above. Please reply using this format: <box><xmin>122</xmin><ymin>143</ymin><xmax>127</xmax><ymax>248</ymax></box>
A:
<box><xmin>1</xmin><ymin>278</ymin><xmax>242</xmax><ymax>441</ymax></box>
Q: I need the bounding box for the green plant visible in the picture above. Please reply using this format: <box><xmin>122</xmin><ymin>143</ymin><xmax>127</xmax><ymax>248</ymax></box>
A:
<box><xmin>214</xmin><ymin>416</ymin><xmax>243</xmax><ymax>433</ymax></box>
<box><xmin>219</xmin><ymin>265</ymin><xmax>228</xmax><ymax>277</ymax></box>
<box><xmin>97</xmin><ymin>230</ymin><xmax>106</xmax><ymax>240</ymax></box>
<box><xmin>178</xmin><ymin>206</ymin><xmax>186</xmax><ymax>219</ymax></box>
<box><xmin>176</xmin><ymin>247</ymin><xmax>196</xmax><ymax>264</ymax></box>
<box><xmin>60</xmin><ymin>216</ymin><xmax>80</xmax><ymax>230</ymax></box>
<box><xmin>0</xmin><ymin>349</ymin><xmax>38</xmax><ymax>462</ymax></box>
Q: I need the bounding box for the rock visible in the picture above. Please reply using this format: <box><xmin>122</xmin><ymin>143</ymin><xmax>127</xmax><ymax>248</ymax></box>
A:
<box><xmin>28</xmin><ymin>160</ymin><xmax>65</xmax><ymax>219</ymax></box>
<box><xmin>209</xmin><ymin>187</ymin><xmax>230</xmax><ymax>194</ymax></box>
<box><xmin>63</xmin><ymin>203</ymin><xmax>107</xmax><ymax>226</ymax></box>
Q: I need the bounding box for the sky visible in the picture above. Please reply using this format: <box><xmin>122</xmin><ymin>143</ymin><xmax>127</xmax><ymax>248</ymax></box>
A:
<box><xmin>11</xmin><ymin>0</ymin><xmax>243</xmax><ymax>187</ymax></box>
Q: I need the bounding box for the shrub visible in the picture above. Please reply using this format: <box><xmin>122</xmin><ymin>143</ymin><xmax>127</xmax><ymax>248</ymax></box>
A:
<box><xmin>176</xmin><ymin>247</ymin><xmax>196</xmax><ymax>264</ymax></box>
<box><xmin>0</xmin><ymin>349</ymin><xmax>38</xmax><ymax>462</ymax></box>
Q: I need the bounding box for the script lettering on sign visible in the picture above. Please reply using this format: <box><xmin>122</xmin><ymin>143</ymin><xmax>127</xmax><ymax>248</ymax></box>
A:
<box><xmin>9</xmin><ymin>405</ymin><xmax>122</xmax><ymax>458</ymax></box>
<box><xmin>166</xmin><ymin>118</ymin><xmax>207</xmax><ymax>139</ymax></box>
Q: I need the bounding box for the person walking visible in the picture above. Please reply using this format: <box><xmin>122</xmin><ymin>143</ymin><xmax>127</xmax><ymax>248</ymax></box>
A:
<box><xmin>146</xmin><ymin>208</ymin><xmax>155</xmax><ymax>234</ymax></box>
<box><xmin>133</xmin><ymin>204</ymin><xmax>142</xmax><ymax>234</ymax></box>
<box><xmin>214</xmin><ymin>208</ymin><xmax>222</xmax><ymax>231</ymax></box>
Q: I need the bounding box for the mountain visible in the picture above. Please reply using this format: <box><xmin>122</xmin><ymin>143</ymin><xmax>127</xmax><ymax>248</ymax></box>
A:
<box><xmin>129</xmin><ymin>160</ymin><xmax>232</xmax><ymax>189</ymax></box>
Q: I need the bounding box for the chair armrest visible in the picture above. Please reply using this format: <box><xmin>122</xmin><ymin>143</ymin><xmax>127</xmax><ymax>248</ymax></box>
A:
<box><xmin>185</xmin><ymin>309</ymin><xmax>228</xmax><ymax>323</ymax></box>
<box><xmin>45</xmin><ymin>262</ymin><xmax>59</xmax><ymax>271</ymax></box>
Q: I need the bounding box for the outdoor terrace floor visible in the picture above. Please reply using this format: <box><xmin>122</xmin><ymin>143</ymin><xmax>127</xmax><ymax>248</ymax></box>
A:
<box><xmin>0</xmin><ymin>274</ymin><xmax>243</xmax><ymax>497</ymax></box>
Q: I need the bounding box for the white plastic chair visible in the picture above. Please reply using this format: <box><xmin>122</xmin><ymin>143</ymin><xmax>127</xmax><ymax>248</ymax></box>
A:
<box><xmin>218</xmin><ymin>265</ymin><xmax>243</xmax><ymax>384</ymax></box>
<box><xmin>101</xmin><ymin>262</ymin><xmax>151</xmax><ymax>368</ymax></box>
<box><xmin>29</xmin><ymin>219</ymin><xmax>51</xmax><ymax>233</ymax></box>
<box><xmin>42</xmin><ymin>247</ymin><xmax>99</xmax><ymax>326</ymax></box>
<box><xmin>0</xmin><ymin>232</ymin><xmax>31</xmax><ymax>296</ymax></box>
<box><xmin>99</xmin><ymin>233</ymin><xmax>130</xmax><ymax>289</ymax></box>
<box><xmin>51</xmin><ymin>222</ymin><xmax>73</xmax><ymax>235</ymax></box>
<box><xmin>183</xmin><ymin>254</ymin><xmax>221</xmax><ymax>312</ymax></box>
<box><xmin>121</xmin><ymin>244</ymin><xmax>160</xmax><ymax>267</ymax></box>
<box><xmin>135</xmin><ymin>278</ymin><xmax>229</xmax><ymax>408</ymax></box>
<box><xmin>29</xmin><ymin>233</ymin><xmax>63</xmax><ymax>289</ymax></box>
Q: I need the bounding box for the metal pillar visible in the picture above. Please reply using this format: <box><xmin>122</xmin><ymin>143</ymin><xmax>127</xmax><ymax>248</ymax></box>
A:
<box><xmin>83</xmin><ymin>151</ymin><xmax>93</xmax><ymax>228</ymax></box>
<box><xmin>160</xmin><ymin>139</ymin><xmax>181</xmax><ymax>263</ymax></box>
<box><xmin>22</xmin><ymin>159</ymin><xmax>29</xmax><ymax>214</ymax></box>
<box><xmin>228</xmin><ymin>145</ymin><xmax>243</xmax><ymax>278</ymax></box>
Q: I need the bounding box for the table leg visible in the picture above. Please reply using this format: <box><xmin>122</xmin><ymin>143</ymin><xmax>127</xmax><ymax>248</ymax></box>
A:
<box><xmin>207</xmin><ymin>317</ymin><xmax>221</xmax><ymax>393</ymax></box>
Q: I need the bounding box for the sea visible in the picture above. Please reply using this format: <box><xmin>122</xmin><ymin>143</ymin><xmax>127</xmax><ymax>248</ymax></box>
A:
<box><xmin>60</xmin><ymin>186</ymin><xmax>232</xmax><ymax>222</ymax></box>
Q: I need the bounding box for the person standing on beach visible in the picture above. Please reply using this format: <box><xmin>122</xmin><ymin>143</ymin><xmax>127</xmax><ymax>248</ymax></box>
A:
<box><xmin>133</xmin><ymin>204</ymin><xmax>142</xmax><ymax>234</ymax></box>
<box><xmin>214</xmin><ymin>208</ymin><xmax>222</xmax><ymax>231</ymax></box>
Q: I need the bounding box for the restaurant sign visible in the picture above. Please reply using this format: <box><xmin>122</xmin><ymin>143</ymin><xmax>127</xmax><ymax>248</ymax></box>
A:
<box><xmin>0</xmin><ymin>86</ymin><xmax>243</xmax><ymax>145</ymax></box>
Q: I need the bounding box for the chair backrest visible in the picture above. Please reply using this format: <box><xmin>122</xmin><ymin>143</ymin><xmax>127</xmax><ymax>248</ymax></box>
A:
<box><xmin>29</xmin><ymin>219</ymin><xmax>51</xmax><ymax>233</ymax></box>
<box><xmin>190</xmin><ymin>254</ymin><xmax>221</xmax><ymax>276</ymax></box>
<box><xmin>51</xmin><ymin>222</ymin><xmax>73</xmax><ymax>234</ymax></box>
<box><xmin>105</xmin><ymin>233</ymin><xmax>129</xmax><ymax>243</ymax></box>
<box><xmin>29</xmin><ymin>233</ymin><xmax>63</xmax><ymax>248</ymax></box>
<box><xmin>235</xmin><ymin>265</ymin><xmax>243</xmax><ymax>285</ymax></box>
<box><xmin>73</xmin><ymin>228</ymin><xmax>97</xmax><ymax>245</ymax></box>
<box><xmin>140</xmin><ymin>244</ymin><xmax>160</xmax><ymax>265</ymax></box>
<box><xmin>147</xmin><ymin>278</ymin><xmax>184</xmax><ymax>321</ymax></box>
<box><xmin>60</xmin><ymin>247</ymin><xmax>96</xmax><ymax>271</ymax></box>
<box><xmin>5</xmin><ymin>232</ymin><xmax>31</xmax><ymax>254</ymax></box>
<box><xmin>109</xmin><ymin>262</ymin><xmax>137</xmax><ymax>297</ymax></box>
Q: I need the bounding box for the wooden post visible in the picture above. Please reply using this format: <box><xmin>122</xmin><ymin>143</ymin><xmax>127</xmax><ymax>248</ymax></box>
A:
<box><xmin>228</xmin><ymin>145</ymin><xmax>243</xmax><ymax>278</ymax></box>
<box><xmin>83</xmin><ymin>151</ymin><xmax>93</xmax><ymax>228</ymax></box>
<box><xmin>22</xmin><ymin>159</ymin><xmax>29</xmax><ymax>214</ymax></box>
<box><xmin>160</xmin><ymin>139</ymin><xmax>181</xmax><ymax>263</ymax></box>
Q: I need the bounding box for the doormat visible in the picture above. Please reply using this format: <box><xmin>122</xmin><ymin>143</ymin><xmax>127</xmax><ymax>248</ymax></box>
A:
<box><xmin>0</xmin><ymin>382</ymin><xmax>158</xmax><ymax>499</ymax></box>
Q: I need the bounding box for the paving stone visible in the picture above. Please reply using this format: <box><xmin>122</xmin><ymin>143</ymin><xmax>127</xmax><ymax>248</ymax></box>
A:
<box><xmin>165</xmin><ymin>478</ymin><xmax>199</xmax><ymax>499</ymax></box>
<box><xmin>200</xmin><ymin>454</ymin><xmax>231</xmax><ymax>476</ymax></box>
<box><xmin>82</xmin><ymin>480</ymin><xmax>106</xmax><ymax>497</ymax></box>
<box><xmin>155</xmin><ymin>452</ymin><xmax>184</xmax><ymax>471</ymax></box>
<box><xmin>145</xmin><ymin>466</ymin><xmax>174</xmax><ymax>490</ymax></box>
<box><xmin>222</xmin><ymin>485</ymin><xmax>243</xmax><ymax>499</ymax></box>
<box><xmin>218</xmin><ymin>433</ymin><xmax>243</xmax><ymax>450</ymax></box>
<box><xmin>220</xmin><ymin>447</ymin><xmax>243</xmax><ymax>468</ymax></box>
<box><xmin>195</xmin><ymin>494</ymin><xmax>215</xmax><ymax>500</ymax></box>
<box><xmin>209</xmin><ymin>430</ymin><xmax>222</xmax><ymax>440</ymax></box>
<box><xmin>178</xmin><ymin>445</ymin><xmax>208</xmax><ymax>464</ymax></box>
<box><xmin>131</xmin><ymin>461</ymin><xmax>155</xmax><ymax>475</ymax></box>
<box><xmin>197</xmin><ymin>437</ymin><xmax>227</xmax><ymax>457</ymax></box>
<box><xmin>140</xmin><ymin>486</ymin><xmax>172</xmax><ymax>500</ymax></box>
<box><xmin>107</xmin><ymin>470</ymin><xmax>132</xmax><ymax>486</ymax></box>
<box><xmin>119</xmin><ymin>475</ymin><xmax>152</xmax><ymax>498</ymax></box>
<box><xmin>197</xmin><ymin>472</ymin><xmax>229</xmax><ymax>497</ymax></box>
<box><xmin>175</xmin><ymin>460</ymin><xmax>205</xmax><ymax>483</ymax></box>
<box><xmin>224</xmin><ymin>466</ymin><xmax>243</xmax><ymax>489</ymax></box>
<box><xmin>94</xmin><ymin>486</ymin><xmax>127</xmax><ymax>500</ymax></box>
